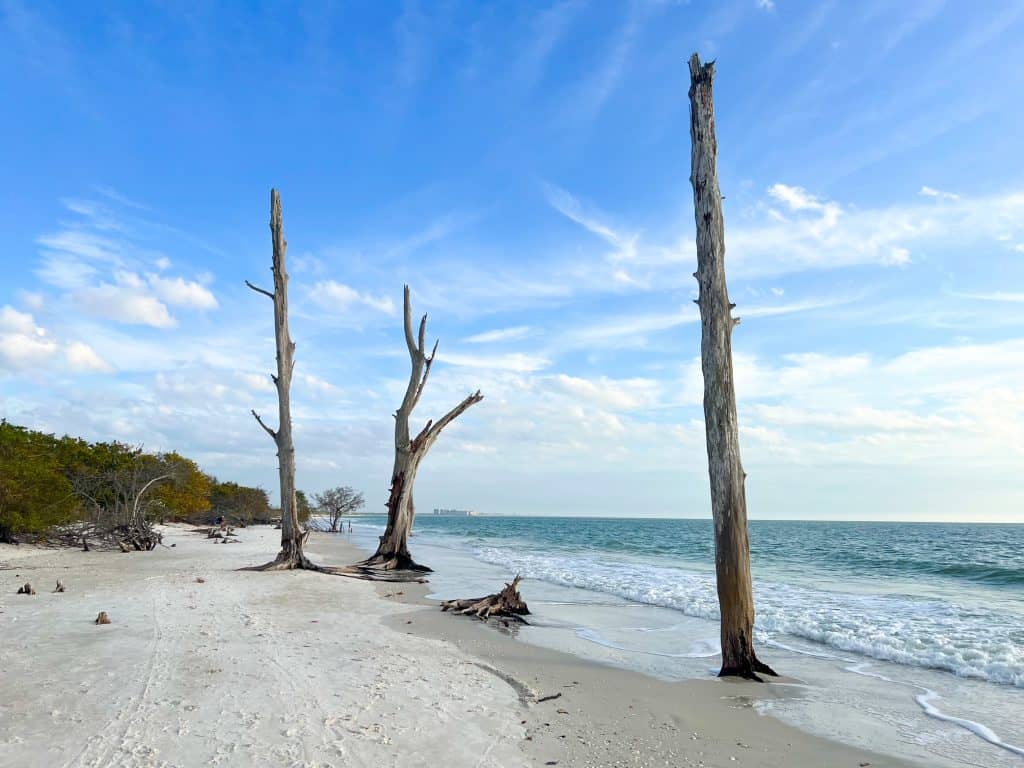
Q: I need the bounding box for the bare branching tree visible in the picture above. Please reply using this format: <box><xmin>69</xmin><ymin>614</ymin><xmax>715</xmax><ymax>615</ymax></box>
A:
<box><xmin>314</xmin><ymin>486</ymin><xmax>364</xmax><ymax>532</ymax></box>
<box><xmin>70</xmin><ymin>448</ymin><xmax>171</xmax><ymax>550</ymax></box>
<box><xmin>360</xmin><ymin>286</ymin><xmax>483</xmax><ymax>573</ymax></box>
<box><xmin>244</xmin><ymin>189</ymin><xmax>329</xmax><ymax>572</ymax></box>
<box><xmin>689</xmin><ymin>53</ymin><xmax>776</xmax><ymax>681</ymax></box>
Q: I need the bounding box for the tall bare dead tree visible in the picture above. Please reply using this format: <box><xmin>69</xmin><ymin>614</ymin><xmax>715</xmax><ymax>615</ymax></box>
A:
<box><xmin>245</xmin><ymin>189</ymin><xmax>321</xmax><ymax>571</ymax></box>
<box><xmin>688</xmin><ymin>53</ymin><xmax>776</xmax><ymax>681</ymax></box>
<box><xmin>360</xmin><ymin>286</ymin><xmax>483</xmax><ymax>572</ymax></box>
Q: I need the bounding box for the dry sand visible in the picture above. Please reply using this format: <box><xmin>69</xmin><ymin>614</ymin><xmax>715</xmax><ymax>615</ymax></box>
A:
<box><xmin>1</xmin><ymin>526</ymin><xmax>914</xmax><ymax>767</ymax></box>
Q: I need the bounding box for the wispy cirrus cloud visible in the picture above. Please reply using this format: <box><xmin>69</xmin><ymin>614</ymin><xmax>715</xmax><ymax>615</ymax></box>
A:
<box><xmin>462</xmin><ymin>326</ymin><xmax>533</xmax><ymax>344</ymax></box>
<box><xmin>309</xmin><ymin>280</ymin><xmax>397</xmax><ymax>315</ymax></box>
<box><xmin>543</xmin><ymin>181</ymin><xmax>638</xmax><ymax>262</ymax></box>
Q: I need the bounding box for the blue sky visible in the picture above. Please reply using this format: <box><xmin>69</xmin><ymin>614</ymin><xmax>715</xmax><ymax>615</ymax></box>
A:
<box><xmin>2</xmin><ymin>0</ymin><xmax>1023</xmax><ymax>521</ymax></box>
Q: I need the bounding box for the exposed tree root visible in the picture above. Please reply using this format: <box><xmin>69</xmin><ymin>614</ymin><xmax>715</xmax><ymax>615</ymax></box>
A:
<box><xmin>719</xmin><ymin>654</ymin><xmax>778</xmax><ymax>682</ymax></box>
<box><xmin>239</xmin><ymin>557</ymin><xmax>426</xmax><ymax>582</ymax></box>
<box><xmin>356</xmin><ymin>552</ymin><xmax>432</xmax><ymax>573</ymax></box>
<box><xmin>441</xmin><ymin>575</ymin><xmax>530</xmax><ymax>622</ymax></box>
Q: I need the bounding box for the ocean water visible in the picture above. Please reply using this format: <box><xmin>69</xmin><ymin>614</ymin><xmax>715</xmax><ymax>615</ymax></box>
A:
<box><xmin>339</xmin><ymin>516</ymin><xmax>1024</xmax><ymax>766</ymax></box>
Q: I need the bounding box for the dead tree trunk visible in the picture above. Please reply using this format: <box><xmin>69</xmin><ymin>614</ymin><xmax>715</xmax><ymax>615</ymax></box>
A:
<box><xmin>688</xmin><ymin>53</ymin><xmax>776</xmax><ymax>681</ymax></box>
<box><xmin>245</xmin><ymin>189</ymin><xmax>319</xmax><ymax>571</ymax></box>
<box><xmin>360</xmin><ymin>286</ymin><xmax>483</xmax><ymax>572</ymax></box>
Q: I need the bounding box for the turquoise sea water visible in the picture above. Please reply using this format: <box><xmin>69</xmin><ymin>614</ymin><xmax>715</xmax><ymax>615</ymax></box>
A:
<box><xmin>364</xmin><ymin>516</ymin><xmax>1024</xmax><ymax>686</ymax></box>
<box><xmin>342</xmin><ymin>515</ymin><xmax>1024</xmax><ymax>764</ymax></box>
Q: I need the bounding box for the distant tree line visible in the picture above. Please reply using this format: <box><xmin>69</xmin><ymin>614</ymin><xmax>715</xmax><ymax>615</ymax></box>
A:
<box><xmin>0</xmin><ymin>419</ymin><xmax>291</xmax><ymax>544</ymax></box>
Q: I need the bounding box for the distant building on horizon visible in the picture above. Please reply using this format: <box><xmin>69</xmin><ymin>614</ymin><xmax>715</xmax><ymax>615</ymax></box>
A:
<box><xmin>432</xmin><ymin>508</ymin><xmax>478</xmax><ymax>516</ymax></box>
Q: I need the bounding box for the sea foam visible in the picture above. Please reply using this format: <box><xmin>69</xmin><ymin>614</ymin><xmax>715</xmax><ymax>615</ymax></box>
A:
<box><xmin>472</xmin><ymin>546</ymin><xmax>1024</xmax><ymax>688</ymax></box>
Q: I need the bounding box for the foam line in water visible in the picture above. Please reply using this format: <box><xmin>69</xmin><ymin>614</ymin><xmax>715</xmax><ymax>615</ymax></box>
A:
<box><xmin>576</xmin><ymin>628</ymin><xmax>720</xmax><ymax>659</ymax></box>
<box><xmin>843</xmin><ymin>663</ymin><xmax>1024</xmax><ymax>758</ymax></box>
<box><xmin>469</xmin><ymin>546</ymin><xmax>1024</xmax><ymax>688</ymax></box>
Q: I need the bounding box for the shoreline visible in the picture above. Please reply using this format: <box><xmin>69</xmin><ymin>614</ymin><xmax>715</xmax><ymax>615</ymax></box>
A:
<box><xmin>350</xmin><ymin>540</ymin><xmax>917</xmax><ymax>768</ymax></box>
<box><xmin>2</xmin><ymin>526</ymin><xmax>916</xmax><ymax>767</ymax></box>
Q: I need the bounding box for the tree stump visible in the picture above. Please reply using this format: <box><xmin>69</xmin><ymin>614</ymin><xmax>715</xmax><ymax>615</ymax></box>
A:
<box><xmin>441</xmin><ymin>575</ymin><xmax>530</xmax><ymax>622</ymax></box>
<box><xmin>95</xmin><ymin>612</ymin><xmax>111</xmax><ymax>625</ymax></box>
<box><xmin>54</xmin><ymin>580</ymin><xmax>65</xmax><ymax>593</ymax></box>
<box><xmin>16</xmin><ymin>582</ymin><xmax>35</xmax><ymax>595</ymax></box>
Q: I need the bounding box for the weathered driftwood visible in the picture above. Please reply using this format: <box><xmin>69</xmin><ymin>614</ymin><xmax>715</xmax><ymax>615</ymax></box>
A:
<box><xmin>16</xmin><ymin>582</ymin><xmax>36</xmax><ymax>595</ymax></box>
<box><xmin>441</xmin><ymin>575</ymin><xmax>530</xmax><ymax>622</ymax></box>
<box><xmin>359</xmin><ymin>286</ymin><xmax>483</xmax><ymax>575</ymax></box>
<box><xmin>54</xmin><ymin>580</ymin><xmax>65</xmax><ymax>593</ymax></box>
<box><xmin>244</xmin><ymin>190</ymin><xmax>332</xmax><ymax>573</ymax></box>
<box><xmin>688</xmin><ymin>53</ymin><xmax>776</xmax><ymax>681</ymax></box>
<box><xmin>95</xmin><ymin>611</ymin><xmax>111</xmax><ymax>625</ymax></box>
<box><xmin>114</xmin><ymin>525</ymin><xmax>161</xmax><ymax>552</ymax></box>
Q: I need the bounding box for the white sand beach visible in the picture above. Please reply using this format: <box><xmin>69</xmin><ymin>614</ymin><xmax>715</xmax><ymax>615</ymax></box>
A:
<box><xmin>1</xmin><ymin>526</ymin><xmax>914</xmax><ymax>767</ymax></box>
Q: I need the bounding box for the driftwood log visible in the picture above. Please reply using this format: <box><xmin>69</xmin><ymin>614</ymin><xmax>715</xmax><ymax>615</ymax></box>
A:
<box><xmin>441</xmin><ymin>575</ymin><xmax>530</xmax><ymax>622</ymax></box>
<box><xmin>95</xmin><ymin>611</ymin><xmax>111</xmax><ymax>625</ymax></box>
<box><xmin>16</xmin><ymin>582</ymin><xmax>35</xmax><ymax>595</ymax></box>
<box><xmin>54</xmin><ymin>580</ymin><xmax>65</xmax><ymax>593</ymax></box>
<box><xmin>114</xmin><ymin>525</ymin><xmax>161</xmax><ymax>552</ymax></box>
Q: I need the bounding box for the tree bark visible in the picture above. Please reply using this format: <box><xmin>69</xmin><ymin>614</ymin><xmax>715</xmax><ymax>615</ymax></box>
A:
<box><xmin>361</xmin><ymin>286</ymin><xmax>483</xmax><ymax>572</ymax></box>
<box><xmin>245</xmin><ymin>189</ymin><xmax>317</xmax><ymax>571</ymax></box>
<box><xmin>688</xmin><ymin>53</ymin><xmax>776</xmax><ymax>681</ymax></box>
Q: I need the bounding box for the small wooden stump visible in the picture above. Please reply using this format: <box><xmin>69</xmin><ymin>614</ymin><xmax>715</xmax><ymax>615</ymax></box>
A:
<box><xmin>54</xmin><ymin>580</ymin><xmax>65</xmax><ymax>593</ymax></box>
<box><xmin>95</xmin><ymin>612</ymin><xmax>111</xmax><ymax>625</ymax></box>
<box><xmin>195</xmin><ymin>577</ymin><xmax>205</xmax><ymax>583</ymax></box>
<box><xmin>16</xmin><ymin>582</ymin><xmax>35</xmax><ymax>595</ymax></box>
<box><xmin>441</xmin><ymin>575</ymin><xmax>530</xmax><ymax>622</ymax></box>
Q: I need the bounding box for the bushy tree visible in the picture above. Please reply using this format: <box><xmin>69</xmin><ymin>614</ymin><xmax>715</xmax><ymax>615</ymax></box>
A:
<box><xmin>296</xmin><ymin>490</ymin><xmax>313</xmax><ymax>523</ymax></box>
<box><xmin>0</xmin><ymin>421</ymin><xmax>79</xmax><ymax>541</ymax></box>
<box><xmin>313</xmin><ymin>486</ymin><xmax>365</xmax><ymax>532</ymax></box>
<box><xmin>154</xmin><ymin>453</ymin><xmax>212</xmax><ymax>522</ymax></box>
<box><xmin>210</xmin><ymin>481</ymin><xmax>273</xmax><ymax>526</ymax></box>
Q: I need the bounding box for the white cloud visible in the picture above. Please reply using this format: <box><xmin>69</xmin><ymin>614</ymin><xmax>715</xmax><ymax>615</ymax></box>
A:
<box><xmin>919</xmin><ymin>185</ymin><xmax>960</xmax><ymax>201</ymax></box>
<box><xmin>299</xmin><ymin>373</ymin><xmax>338</xmax><ymax>396</ymax></box>
<box><xmin>757</xmin><ymin>0</ymin><xmax>775</xmax><ymax>10</ymax></box>
<box><xmin>727</xmin><ymin>187</ymin><xmax>1024</xmax><ymax>277</ymax></box>
<box><xmin>543</xmin><ymin>182</ymin><xmax>638</xmax><ymax>262</ymax></box>
<box><xmin>0</xmin><ymin>306</ymin><xmax>57</xmax><ymax>370</ymax></box>
<box><xmin>20</xmin><ymin>292</ymin><xmax>45</xmax><ymax>311</ymax></box>
<box><xmin>309</xmin><ymin>280</ymin><xmax>397</xmax><ymax>315</ymax></box>
<box><xmin>65</xmin><ymin>341</ymin><xmax>113</xmax><ymax>372</ymax></box>
<box><xmin>954</xmin><ymin>291</ymin><xmax>1024</xmax><ymax>303</ymax></box>
<box><xmin>238</xmin><ymin>372</ymin><xmax>275</xmax><ymax>393</ymax></box>
<box><xmin>438</xmin><ymin>351</ymin><xmax>550</xmax><ymax>372</ymax></box>
<box><xmin>75</xmin><ymin>278</ymin><xmax>176</xmax><ymax>328</ymax></box>
<box><xmin>148</xmin><ymin>274</ymin><xmax>218</xmax><ymax>310</ymax></box>
<box><xmin>552</xmin><ymin>374</ymin><xmax>660</xmax><ymax>410</ymax></box>
<box><xmin>37</xmin><ymin>230</ymin><xmax>124</xmax><ymax>264</ymax></box>
<box><xmin>462</xmin><ymin>326</ymin><xmax>532</xmax><ymax>344</ymax></box>
<box><xmin>563</xmin><ymin>297</ymin><xmax>846</xmax><ymax>349</ymax></box>
<box><xmin>0</xmin><ymin>306</ymin><xmax>111</xmax><ymax>374</ymax></box>
<box><xmin>155</xmin><ymin>256</ymin><xmax>171</xmax><ymax>270</ymax></box>
<box><xmin>768</xmin><ymin>183</ymin><xmax>835</xmax><ymax>215</ymax></box>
